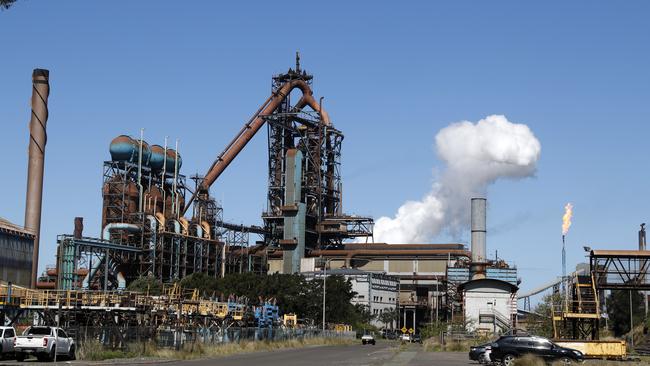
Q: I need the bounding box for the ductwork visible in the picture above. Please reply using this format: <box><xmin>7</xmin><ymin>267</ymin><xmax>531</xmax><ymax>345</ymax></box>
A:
<box><xmin>200</xmin><ymin>221</ymin><xmax>211</xmax><ymax>240</ymax></box>
<box><xmin>196</xmin><ymin>223</ymin><xmax>203</xmax><ymax>239</ymax></box>
<box><xmin>183</xmin><ymin>79</ymin><xmax>329</xmax><ymax>214</ymax></box>
<box><xmin>179</xmin><ymin>217</ymin><xmax>190</xmax><ymax>235</ymax></box>
<box><xmin>146</xmin><ymin>215</ymin><xmax>157</xmax><ymax>249</ymax></box>
<box><xmin>308</xmin><ymin>249</ymin><xmax>470</xmax><ymax>258</ymax></box>
<box><xmin>154</xmin><ymin>212</ymin><xmax>165</xmax><ymax>231</ymax></box>
<box><xmin>82</xmin><ymin>255</ymin><xmax>105</xmax><ymax>289</ymax></box>
<box><xmin>102</xmin><ymin>223</ymin><xmax>141</xmax><ymax>241</ymax></box>
<box><xmin>25</xmin><ymin>68</ymin><xmax>50</xmax><ymax>288</ymax></box>
<box><xmin>116</xmin><ymin>272</ymin><xmax>126</xmax><ymax>290</ymax></box>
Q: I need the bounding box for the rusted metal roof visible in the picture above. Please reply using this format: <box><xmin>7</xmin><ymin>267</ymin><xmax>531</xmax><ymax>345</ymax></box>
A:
<box><xmin>590</xmin><ymin>249</ymin><xmax>650</xmax><ymax>258</ymax></box>
<box><xmin>0</xmin><ymin>217</ymin><xmax>35</xmax><ymax>238</ymax></box>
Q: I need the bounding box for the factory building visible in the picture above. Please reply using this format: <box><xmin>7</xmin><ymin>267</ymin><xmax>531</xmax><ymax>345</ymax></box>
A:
<box><xmin>456</xmin><ymin>198</ymin><xmax>519</xmax><ymax>334</ymax></box>
<box><xmin>0</xmin><ymin>218</ymin><xmax>34</xmax><ymax>287</ymax></box>
<box><xmin>271</xmin><ymin>243</ymin><xmax>468</xmax><ymax>332</ymax></box>
<box><xmin>302</xmin><ymin>268</ymin><xmax>399</xmax><ymax>328</ymax></box>
<box><xmin>459</xmin><ymin>278</ymin><xmax>518</xmax><ymax>334</ymax></box>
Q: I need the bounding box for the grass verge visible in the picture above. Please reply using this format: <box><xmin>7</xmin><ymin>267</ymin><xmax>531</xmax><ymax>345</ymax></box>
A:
<box><xmin>78</xmin><ymin>337</ymin><xmax>356</xmax><ymax>361</ymax></box>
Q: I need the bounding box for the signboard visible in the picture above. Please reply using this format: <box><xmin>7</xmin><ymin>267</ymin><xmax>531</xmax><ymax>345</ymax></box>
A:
<box><xmin>401</xmin><ymin>326</ymin><xmax>407</xmax><ymax>334</ymax></box>
<box><xmin>408</xmin><ymin>328</ymin><xmax>414</xmax><ymax>334</ymax></box>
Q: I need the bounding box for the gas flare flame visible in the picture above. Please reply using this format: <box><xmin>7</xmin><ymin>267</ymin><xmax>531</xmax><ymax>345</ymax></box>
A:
<box><xmin>562</xmin><ymin>203</ymin><xmax>573</xmax><ymax>236</ymax></box>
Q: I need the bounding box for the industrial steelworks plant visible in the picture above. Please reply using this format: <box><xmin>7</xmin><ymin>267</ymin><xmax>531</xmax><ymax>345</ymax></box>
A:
<box><xmin>2</xmin><ymin>59</ymin><xmax>522</xmax><ymax>337</ymax></box>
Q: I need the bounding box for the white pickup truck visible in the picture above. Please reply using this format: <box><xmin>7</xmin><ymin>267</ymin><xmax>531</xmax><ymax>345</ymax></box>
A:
<box><xmin>14</xmin><ymin>326</ymin><xmax>75</xmax><ymax>362</ymax></box>
<box><xmin>0</xmin><ymin>326</ymin><xmax>16</xmax><ymax>357</ymax></box>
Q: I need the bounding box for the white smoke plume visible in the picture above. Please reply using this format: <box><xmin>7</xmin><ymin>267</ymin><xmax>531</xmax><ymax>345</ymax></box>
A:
<box><xmin>372</xmin><ymin>115</ymin><xmax>541</xmax><ymax>243</ymax></box>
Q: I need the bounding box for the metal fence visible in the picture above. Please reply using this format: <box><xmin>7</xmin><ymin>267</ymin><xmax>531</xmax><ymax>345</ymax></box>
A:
<box><xmin>74</xmin><ymin>326</ymin><xmax>355</xmax><ymax>350</ymax></box>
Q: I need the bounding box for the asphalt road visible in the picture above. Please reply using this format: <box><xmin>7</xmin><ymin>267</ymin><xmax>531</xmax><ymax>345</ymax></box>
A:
<box><xmin>166</xmin><ymin>343</ymin><xmax>473</xmax><ymax>366</ymax></box>
<box><xmin>0</xmin><ymin>343</ymin><xmax>474</xmax><ymax>366</ymax></box>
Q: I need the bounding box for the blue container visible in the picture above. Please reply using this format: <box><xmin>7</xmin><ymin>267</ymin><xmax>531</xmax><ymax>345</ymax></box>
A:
<box><xmin>165</xmin><ymin>149</ymin><xmax>182</xmax><ymax>173</ymax></box>
<box><xmin>150</xmin><ymin>145</ymin><xmax>165</xmax><ymax>171</ymax></box>
<box><xmin>109</xmin><ymin>135</ymin><xmax>151</xmax><ymax>165</ymax></box>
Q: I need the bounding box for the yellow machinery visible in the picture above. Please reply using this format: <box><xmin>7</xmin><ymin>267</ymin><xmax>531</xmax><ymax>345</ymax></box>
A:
<box><xmin>555</xmin><ymin>340</ymin><xmax>627</xmax><ymax>360</ymax></box>
<box><xmin>283</xmin><ymin>313</ymin><xmax>298</xmax><ymax>328</ymax></box>
<box><xmin>552</xmin><ymin>273</ymin><xmax>600</xmax><ymax>340</ymax></box>
<box><xmin>0</xmin><ymin>283</ymin><xmax>246</xmax><ymax>325</ymax></box>
<box><xmin>551</xmin><ymin>272</ymin><xmax>628</xmax><ymax>359</ymax></box>
<box><xmin>333</xmin><ymin>324</ymin><xmax>352</xmax><ymax>332</ymax></box>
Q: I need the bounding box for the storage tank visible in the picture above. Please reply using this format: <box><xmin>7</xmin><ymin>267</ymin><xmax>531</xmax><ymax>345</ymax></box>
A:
<box><xmin>165</xmin><ymin>149</ymin><xmax>183</xmax><ymax>174</ymax></box>
<box><xmin>145</xmin><ymin>186</ymin><xmax>164</xmax><ymax>214</ymax></box>
<box><xmin>150</xmin><ymin>145</ymin><xmax>165</xmax><ymax>171</ymax></box>
<box><xmin>109</xmin><ymin>135</ymin><xmax>152</xmax><ymax>165</ymax></box>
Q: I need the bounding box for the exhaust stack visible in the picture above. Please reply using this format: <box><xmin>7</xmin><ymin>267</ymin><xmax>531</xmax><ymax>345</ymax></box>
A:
<box><xmin>470</xmin><ymin>197</ymin><xmax>487</xmax><ymax>280</ymax></box>
<box><xmin>639</xmin><ymin>223</ymin><xmax>646</xmax><ymax>251</ymax></box>
<box><xmin>25</xmin><ymin>68</ymin><xmax>50</xmax><ymax>288</ymax></box>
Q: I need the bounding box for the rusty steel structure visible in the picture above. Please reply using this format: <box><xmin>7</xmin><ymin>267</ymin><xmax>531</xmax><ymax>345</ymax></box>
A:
<box><xmin>25</xmin><ymin>68</ymin><xmax>50</xmax><ymax>288</ymax></box>
<box><xmin>590</xmin><ymin>250</ymin><xmax>650</xmax><ymax>290</ymax></box>
<box><xmin>48</xmin><ymin>58</ymin><xmax>376</xmax><ymax>290</ymax></box>
<box><xmin>181</xmin><ymin>55</ymin><xmax>372</xmax><ymax>273</ymax></box>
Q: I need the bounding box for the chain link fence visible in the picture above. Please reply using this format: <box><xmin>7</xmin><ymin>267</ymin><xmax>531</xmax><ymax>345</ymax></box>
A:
<box><xmin>74</xmin><ymin>326</ymin><xmax>355</xmax><ymax>350</ymax></box>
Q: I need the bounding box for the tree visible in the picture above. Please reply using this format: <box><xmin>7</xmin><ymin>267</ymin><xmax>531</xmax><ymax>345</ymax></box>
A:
<box><xmin>127</xmin><ymin>276</ymin><xmax>163</xmax><ymax>296</ymax></box>
<box><xmin>525</xmin><ymin>293</ymin><xmax>561</xmax><ymax>338</ymax></box>
<box><xmin>378</xmin><ymin>307</ymin><xmax>399</xmax><ymax>330</ymax></box>
<box><xmin>607</xmin><ymin>290</ymin><xmax>644</xmax><ymax>336</ymax></box>
<box><xmin>179</xmin><ymin>272</ymin><xmax>217</xmax><ymax>296</ymax></box>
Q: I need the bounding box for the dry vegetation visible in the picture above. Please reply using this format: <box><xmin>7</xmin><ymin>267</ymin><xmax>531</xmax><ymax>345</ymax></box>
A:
<box><xmin>78</xmin><ymin>337</ymin><xmax>356</xmax><ymax>361</ymax></box>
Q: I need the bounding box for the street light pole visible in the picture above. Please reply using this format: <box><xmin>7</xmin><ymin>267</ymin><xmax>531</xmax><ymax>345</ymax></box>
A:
<box><xmin>323</xmin><ymin>261</ymin><xmax>326</xmax><ymax>332</ymax></box>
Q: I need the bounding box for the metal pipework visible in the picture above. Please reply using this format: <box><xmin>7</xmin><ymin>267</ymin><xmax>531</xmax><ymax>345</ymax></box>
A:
<box><xmin>102</xmin><ymin>223</ymin><xmax>141</xmax><ymax>241</ymax></box>
<box><xmin>25</xmin><ymin>68</ymin><xmax>50</xmax><ymax>288</ymax></box>
<box><xmin>182</xmin><ymin>79</ymin><xmax>329</xmax><ymax>215</ymax></box>
<box><xmin>471</xmin><ymin>198</ymin><xmax>487</xmax><ymax>280</ymax></box>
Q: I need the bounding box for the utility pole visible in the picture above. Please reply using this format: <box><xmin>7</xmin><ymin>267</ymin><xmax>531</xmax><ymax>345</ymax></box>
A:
<box><xmin>322</xmin><ymin>258</ymin><xmax>330</xmax><ymax>332</ymax></box>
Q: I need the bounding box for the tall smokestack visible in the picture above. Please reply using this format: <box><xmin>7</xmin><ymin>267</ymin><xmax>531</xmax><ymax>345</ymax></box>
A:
<box><xmin>471</xmin><ymin>197</ymin><xmax>487</xmax><ymax>279</ymax></box>
<box><xmin>639</xmin><ymin>223</ymin><xmax>646</xmax><ymax>251</ymax></box>
<box><xmin>25</xmin><ymin>68</ymin><xmax>50</xmax><ymax>288</ymax></box>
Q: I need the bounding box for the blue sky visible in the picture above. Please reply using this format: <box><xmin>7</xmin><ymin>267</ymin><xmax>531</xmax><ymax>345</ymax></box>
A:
<box><xmin>1</xmin><ymin>1</ymin><xmax>649</xmax><ymax>297</ymax></box>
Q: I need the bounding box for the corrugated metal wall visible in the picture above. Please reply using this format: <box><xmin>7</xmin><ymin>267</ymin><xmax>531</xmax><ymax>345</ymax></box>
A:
<box><xmin>388</xmin><ymin>260</ymin><xmax>413</xmax><ymax>272</ymax></box>
<box><xmin>358</xmin><ymin>260</ymin><xmax>384</xmax><ymax>271</ymax></box>
<box><xmin>417</xmin><ymin>260</ymin><xmax>447</xmax><ymax>273</ymax></box>
<box><xmin>0</xmin><ymin>232</ymin><xmax>33</xmax><ymax>287</ymax></box>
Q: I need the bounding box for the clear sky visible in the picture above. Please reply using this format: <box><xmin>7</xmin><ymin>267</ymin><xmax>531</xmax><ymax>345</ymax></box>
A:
<box><xmin>1</xmin><ymin>1</ymin><xmax>649</xmax><ymax>297</ymax></box>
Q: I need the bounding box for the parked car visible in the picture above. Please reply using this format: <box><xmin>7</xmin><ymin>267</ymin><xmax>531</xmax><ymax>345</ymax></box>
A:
<box><xmin>400</xmin><ymin>333</ymin><xmax>411</xmax><ymax>342</ymax></box>
<box><xmin>489</xmin><ymin>335</ymin><xmax>583</xmax><ymax>366</ymax></box>
<box><xmin>386</xmin><ymin>331</ymin><xmax>398</xmax><ymax>340</ymax></box>
<box><xmin>469</xmin><ymin>343</ymin><xmax>490</xmax><ymax>363</ymax></box>
<box><xmin>0</xmin><ymin>327</ymin><xmax>16</xmax><ymax>358</ymax></box>
<box><xmin>411</xmin><ymin>333</ymin><xmax>422</xmax><ymax>344</ymax></box>
<box><xmin>361</xmin><ymin>333</ymin><xmax>376</xmax><ymax>345</ymax></box>
<box><xmin>14</xmin><ymin>326</ymin><xmax>75</xmax><ymax>362</ymax></box>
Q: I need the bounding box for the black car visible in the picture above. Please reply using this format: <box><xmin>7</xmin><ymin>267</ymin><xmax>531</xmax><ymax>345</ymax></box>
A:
<box><xmin>469</xmin><ymin>343</ymin><xmax>490</xmax><ymax>363</ymax></box>
<box><xmin>489</xmin><ymin>335</ymin><xmax>584</xmax><ymax>365</ymax></box>
<box><xmin>411</xmin><ymin>333</ymin><xmax>422</xmax><ymax>344</ymax></box>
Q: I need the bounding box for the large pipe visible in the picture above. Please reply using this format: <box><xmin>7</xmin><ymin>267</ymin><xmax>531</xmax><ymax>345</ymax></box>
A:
<box><xmin>471</xmin><ymin>197</ymin><xmax>487</xmax><ymax>279</ymax></box>
<box><xmin>82</xmin><ymin>255</ymin><xmax>106</xmax><ymax>289</ymax></box>
<box><xmin>182</xmin><ymin>79</ymin><xmax>329</xmax><ymax>214</ymax></box>
<box><xmin>102</xmin><ymin>223</ymin><xmax>141</xmax><ymax>241</ymax></box>
<box><xmin>308</xmin><ymin>249</ymin><xmax>471</xmax><ymax>258</ymax></box>
<box><xmin>25</xmin><ymin>68</ymin><xmax>50</xmax><ymax>288</ymax></box>
<box><xmin>116</xmin><ymin>272</ymin><xmax>126</xmax><ymax>290</ymax></box>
